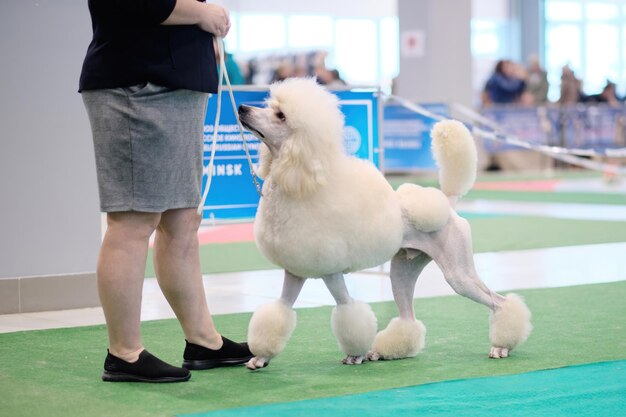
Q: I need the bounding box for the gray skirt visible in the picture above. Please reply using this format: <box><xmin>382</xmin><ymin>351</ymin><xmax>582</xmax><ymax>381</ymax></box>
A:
<box><xmin>82</xmin><ymin>83</ymin><xmax>209</xmax><ymax>213</ymax></box>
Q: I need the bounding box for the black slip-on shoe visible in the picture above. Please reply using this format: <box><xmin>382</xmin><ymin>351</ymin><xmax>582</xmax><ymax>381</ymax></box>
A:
<box><xmin>102</xmin><ymin>349</ymin><xmax>191</xmax><ymax>383</ymax></box>
<box><xmin>182</xmin><ymin>336</ymin><xmax>254</xmax><ymax>370</ymax></box>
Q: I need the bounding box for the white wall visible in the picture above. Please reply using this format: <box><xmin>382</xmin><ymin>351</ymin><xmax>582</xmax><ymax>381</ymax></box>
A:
<box><xmin>0</xmin><ymin>1</ymin><xmax>100</xmax><ymax>279</ymax></box>
<box><xmin>395</xmin><ymin>0</ymin><xmax>473</xmax><ymax>106</ymax></box>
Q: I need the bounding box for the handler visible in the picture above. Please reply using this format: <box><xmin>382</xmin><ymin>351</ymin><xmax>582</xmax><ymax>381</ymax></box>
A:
<box><xmin>79</xmin><ymin>0</ymin><xmax>252</xmax><ymax>383</ymax></box>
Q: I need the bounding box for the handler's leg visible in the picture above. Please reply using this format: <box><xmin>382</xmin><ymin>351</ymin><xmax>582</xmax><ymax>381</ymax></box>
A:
<box><xmin>98</xmin><ymin>211</ymin><xmax>160</xmax><ymax>362</ymax></box>
<box><xmin>155</xmin><ymin>208</ymin><xmax>252</xmax><ymax>369</ymax></box>
<box><xmin>153</xmin><ymin>208</ymin><xmax>221</xmax><ymax>349</ymax></box>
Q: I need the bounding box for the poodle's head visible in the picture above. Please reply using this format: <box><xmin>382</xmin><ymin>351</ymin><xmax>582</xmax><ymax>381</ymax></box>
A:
<box><xmin>239</xmin><ymin>77</ymin><xmax>345</xmax><ymax>197</ymax></box>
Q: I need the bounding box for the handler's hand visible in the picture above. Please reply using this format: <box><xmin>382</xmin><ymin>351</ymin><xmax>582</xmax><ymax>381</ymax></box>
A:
<box><xmin>199</xmin><ymin>4</ymin><xmax>230</xmax><ymax>37</ymax></box>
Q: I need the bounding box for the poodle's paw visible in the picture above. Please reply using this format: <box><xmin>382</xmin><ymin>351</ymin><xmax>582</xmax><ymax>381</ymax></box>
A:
<box><xmin>489</xmin><ymin>293</ymin><xmax>532</xmax><ymax>352</ymax></box>
<box><xmin>342</xmin><ymin>355</ymin><xmax>366</xmax><ymax>365</ymax></box>
<box><xmin>246</xmin><ymin>356</ymin><xmax>270</xmax><ymax>370</ymax></box>
<box><xmin>367</xmin><ymin>350</ymin><xmax>381</xmax><ymax>361</ymax></box>
<box><xmin>488</xmin><ymin>346</ymin><xmax>509</xmax><ymax>359</ymax></box>
<box><xmin>371</xmin><ymin>318</ymin><xmax>426</xmax><ymax>360</ymax></box>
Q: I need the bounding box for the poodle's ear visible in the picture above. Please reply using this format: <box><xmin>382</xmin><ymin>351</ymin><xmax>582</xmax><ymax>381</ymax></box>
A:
<box><xmin>271</xmin><ymin>131</ymin><xmax>327</xmax><ymax>197</ymax></box>
<box><xmin>256</xmin><ymin>143</ymin><xmax>273</xmax><ymax>180</ymax></box>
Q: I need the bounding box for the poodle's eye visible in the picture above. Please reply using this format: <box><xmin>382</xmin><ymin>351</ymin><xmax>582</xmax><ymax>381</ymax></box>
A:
<box><xmin>276</xmin><ymin>111</ymin><xmax>286</xmax><ymax>122</ymax></box>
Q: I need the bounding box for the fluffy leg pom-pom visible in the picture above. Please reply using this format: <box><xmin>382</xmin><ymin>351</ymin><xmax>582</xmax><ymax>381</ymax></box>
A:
<box><xmin>489</xmin><ymin>293</ymin><xmax>532</xmax><ymax>358</ymax></box>
<box><xmin>246</xmin><ymin>301</ymin><xmax>296</xmax><ymax>369</ymax></box>
<box><xmin>368</xmin><ymin>317</ymin><xmax>426</xmax><ymax>361</ymax></box>
<box><xmin>331</xmin><ymin>301</ymin><xmax>378</xmax><ymax>364</ymax></box>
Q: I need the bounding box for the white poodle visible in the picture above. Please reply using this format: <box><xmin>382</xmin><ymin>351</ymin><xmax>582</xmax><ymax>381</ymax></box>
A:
<box><xmin>238</xmin><ymin>78</ymin><xmax>532</xmax><ymax>370</ymax></box>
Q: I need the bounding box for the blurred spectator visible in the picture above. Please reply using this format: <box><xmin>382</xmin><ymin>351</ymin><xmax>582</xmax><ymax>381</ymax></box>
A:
<box><xmin>581</xmin><ymin>80</ymin><xmax>621</xmax><ymax>107</ymax></box>
<box><xmin>558</xmin><ymin>64</ymin><xmax>583</xmax><ymax>104</ymax></box>
<box><xmin>214</xmin><ymin>40</ymin><xmax>245</xmax><ymax>84</ymax></box>
<box><xmin>271</xmin><ymin>62</ymin><xmax>294</xmax><ymax>83</ymax></box>
<box><xmin>316</xmin><ymin>67</ymin><xmax>347</xmax><ymax>88</ymax></box>
<box><xmin>484</xmin><ymin>60</ymin><xmax>526</xmax><ymax>104</ymax></box>
<box><xmin>525</xmin><ymin>55</ymin><xmax>549</xmax><ymax>104</ymax></box>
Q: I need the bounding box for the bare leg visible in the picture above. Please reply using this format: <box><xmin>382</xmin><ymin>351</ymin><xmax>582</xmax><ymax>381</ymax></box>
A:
<box><xmin>246</xmin><ymin>270</ymin><xmax>305</xmax><ymax>370</ymax></box>
<box><xmin>153</xmin><ymin>208</ymin><xmax>222</xmax><ymax>350</ymax></box>
<box><xmin>97</xmin><ymin>211</ymin><xmax>160</xmax><ymax>362</ymax></box>
<box><xmin>323</xmin><ymin>274</ymin><xmax>378</xmax><ymax>365</ymax></box>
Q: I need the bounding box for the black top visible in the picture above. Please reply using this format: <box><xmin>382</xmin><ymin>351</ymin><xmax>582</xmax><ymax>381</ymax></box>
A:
<box><xmin>79</xmin><ymin>0</ymin><xmax>218</xmax><ymax>94</ymax></box>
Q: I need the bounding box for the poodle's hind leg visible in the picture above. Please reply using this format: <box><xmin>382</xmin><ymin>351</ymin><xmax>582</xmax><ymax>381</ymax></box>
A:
<box><xmin>425</xmin><ymin>212</ymin><xmax>532</xmax><ymax>358</ymax></box>
<box><xmin>369</xmin><ymin>250</ymin><xmax>429</xmax><ymax>361</ymax></box>
<box><xmin>323</xmin><ymin>274</ymin><xmax>378</xmax><ymax>365</ymax></box>
<box><xmin>246</xmin><ymin>270</ymin><xmax>305</xmax><ymax>370</ymax></box>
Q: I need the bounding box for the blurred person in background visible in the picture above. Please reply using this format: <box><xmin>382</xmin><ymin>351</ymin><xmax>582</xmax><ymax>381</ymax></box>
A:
<box><xmin>525</xmin><ymin>54</ymin><xmax>549</xmax><ymax>104</ymax></box>
<box><xmin>214</xmin><ymin>39</ymin><xmax>245</xmax><ymax>84</ymax></box>
<box><xmin>484</xmin><ymin>60</ymin><xmax>527</xmax><ymax>104</ymax></box>
<box><xmin>559</xmin><ymin>64</ymin><xmax>583</xmax><ymax>104</ymax></box>
<box><xmin>581</xmin><ymin>80</ymin><xmax>621</xmax><ymax>107</ymax></box>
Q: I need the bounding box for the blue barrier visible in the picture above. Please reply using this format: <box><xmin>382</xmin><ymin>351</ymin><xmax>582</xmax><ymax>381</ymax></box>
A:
<box><xmin>382</xmin><ymin>103</ymin><xmax>449</xmax><ymax>171</ymax></box>
<box><xmin>481</xmin><ymin>106</ymin><xmax>549</xmax><ymax>152</ymax></box>
<box><xmin>481</xmin><ymin>104</ymin><xmax>625</xmax><ymax>153</ymax></box>
<box><xmin>200</xmin><ymin>87</ymin><xmax>381</xmax><ymax>223</ymax></box>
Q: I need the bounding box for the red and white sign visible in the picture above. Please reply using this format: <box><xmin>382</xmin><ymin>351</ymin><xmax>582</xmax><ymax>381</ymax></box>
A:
<box><xmin>401</xmin><ymin>30</ymin><xmax>426</xmax><ymax>58</ymax></box>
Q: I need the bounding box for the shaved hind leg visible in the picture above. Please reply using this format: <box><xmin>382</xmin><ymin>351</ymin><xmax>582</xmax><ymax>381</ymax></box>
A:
<box><xmin>369</xmin><ymin>249</ymin><xmax>430</xmax><ymax>361</ymax></box>
<box><xmin>410</xmin><ymin>211</ymin><xmax>532</xmax><ymax>358</ymax></box>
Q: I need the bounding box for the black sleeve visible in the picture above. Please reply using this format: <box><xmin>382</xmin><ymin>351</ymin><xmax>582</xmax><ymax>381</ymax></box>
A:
<box><xmin>93</xmin><ymin>0</ymin><xmax>178</xmax><ymax>25</ymax></box>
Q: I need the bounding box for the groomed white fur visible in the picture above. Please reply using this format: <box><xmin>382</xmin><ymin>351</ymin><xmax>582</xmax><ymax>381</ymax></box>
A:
<box><xmin>371</xmin><ymin>318</ymin><xmax>426</xmax><ymax>360</ymax></box>
<box><xmin>241</xmin><ymin>78</ymin><xmax>531</xmax><ymax>369</ymax></box>
<box><xmin>396</xmin><ymin>184</ymin><xmax>450</xmax><ymax>232</ymax></box>
<box><xmin>489</xmin><ymin>293</ymin><xmax>532</xmax><ymax>349</ymax></box>
<box><xmin>247</xmin><ymin>301</ymin><xmax>297</xmax><ymax>358</ymax></box>
<box><xmin>431</xmin><ymin>120</ymin><xmax>477</xmax><ymax>198</ymax></box>
<box><xmin>330</xmin><ymin>301</ymin><xmax>378</xmax><ymax>356</ymax></box>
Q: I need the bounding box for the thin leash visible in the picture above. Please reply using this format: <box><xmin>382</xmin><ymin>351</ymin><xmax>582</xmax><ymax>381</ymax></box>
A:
<box><xmin>197</xmin><ymin>36</ymin><xmax>263</xmax><ymax>216</ymax></box>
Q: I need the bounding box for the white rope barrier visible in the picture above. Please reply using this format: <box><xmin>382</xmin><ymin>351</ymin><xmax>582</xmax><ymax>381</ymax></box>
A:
<box><xmin>384</xmin><ymin>94</ymin><xmax>626</xmax><ymax>175</ymax></box>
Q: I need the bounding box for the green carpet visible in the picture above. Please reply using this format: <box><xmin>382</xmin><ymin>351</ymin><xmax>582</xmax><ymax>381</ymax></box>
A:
<box><xmin>1</xmin><ymin>281</ymin><xmax>625</xmax><ymax>417</ymax></box>
<box><xmin>182</xmin><ymin>360</ymin><xmax>626</xmax><ymax>417</ymax></box>
<box><xmin>145</xmin><ymin>216</ymin><xmax>626</xmax><ymax>276</ymax></box>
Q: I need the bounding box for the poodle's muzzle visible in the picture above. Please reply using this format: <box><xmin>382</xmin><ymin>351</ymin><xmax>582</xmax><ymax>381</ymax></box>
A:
<box><xmin>238</xmin><ymin>105</ymin><xmax>265</xmax><ymax>139</ymax></box>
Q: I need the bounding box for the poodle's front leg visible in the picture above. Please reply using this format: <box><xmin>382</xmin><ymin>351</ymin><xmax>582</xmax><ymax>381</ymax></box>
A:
<box><xmin>246</xmin><ymin>270</ymin><xmax>305</xmax><ymax>370</ymax></box>
<box><xmin>323</xmin><ymin>274</ymin><xmax>378</xmax><ymax>365</ymax></box>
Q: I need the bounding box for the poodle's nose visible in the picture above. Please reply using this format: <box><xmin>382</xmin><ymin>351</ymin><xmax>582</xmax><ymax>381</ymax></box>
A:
<box><xmin>238</xmin><ymin>105</ymin><xmax>251</xmax><ymax>115</ymax></box>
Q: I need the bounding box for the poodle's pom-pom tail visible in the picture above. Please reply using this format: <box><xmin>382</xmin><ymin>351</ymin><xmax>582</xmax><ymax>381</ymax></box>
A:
<box><xmin>331</xmin><ymin>301</ymin><xmax>378</xmax><ymax>356</ymax></box>
<box><xmin>430</xmin><ymin>119</ymin><xmax>477</xmax><ymax>199</ymax></box>
<box><xmin>396</xmin><ymin>184</ymin><xmax>450</xmax><ymax>232</ymax></box>
<box><xmin>247</xmin><ymin>301</ymin><xmax>297</xmax><ymax>358</ymax></box>
<box><xmin>371</xmin><ymin>318</ymin><xmax>426</xmax><ymax>360</ymax></box>
<box><xmin>489</xmin><ymin>293</ymin><xmax>532</xmax><ymax>350</ymax></box>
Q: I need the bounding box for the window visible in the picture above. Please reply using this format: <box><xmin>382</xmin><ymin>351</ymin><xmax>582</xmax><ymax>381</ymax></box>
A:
<box><xmin>544</xmin><ymin>0</ymin><xmax>626</xmax><ymax>100</ymax></box>
<box><xmin>222</xmin><ymin>13</ymin><xmax>399</xmax><ymax>88</ymax></box>
<box><xmin>287</xmin><ymin>15</ymin><xmax>333</xmax><ymax>48</ymax></box>
<box><xmin>334</xmin><ymin>19</ymin><xmax>379</xmax><ymax>84</ymax></box>
<box><xmin>238</xmin><ymin>14</ymin><xmax>286</xmax><ymax>52</ymax></box>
